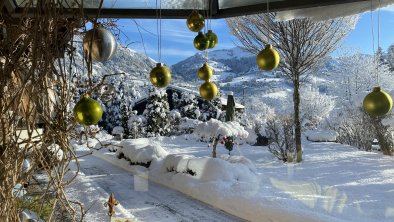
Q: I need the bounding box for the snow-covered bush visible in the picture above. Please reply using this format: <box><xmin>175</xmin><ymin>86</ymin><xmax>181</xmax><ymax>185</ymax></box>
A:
<box><xmin>237</xmin><ymin>99</ymin><xmax>276</xmax><ymax>143</ymax></box>
<box><xmin>333</xmin><ymin>105</ymin><xmax>394</xmax><ymax>154</ymax></box>
<box><xmin>179</xmin><ymin>117</ymin><xmax>202</xmax><ymax>134</ymax></box>
<box><xmin>304</xmin><ymin>129</ymin><xmax>338</xmax><ymax>142</ymax></box>
<box><xmin>112</xmin><ymin>126</ymin><xmax>124</xmax><ymax>135</ymax></box>
<box><xmin>162</xmin><ymin>154</ymin><xmax>258</xmax><ymax>183</ymax></box>
<box><xmin>194</xmin><ymin>119</ymin><xmax>248</xmax><ymax>142</ymax></box>
<box><xmin>117</xmin><ymin>138</ymin><xmax>168</xmax><ymax>167</ymax></box>
<box><xmin>143</xmin><ymin>88</ymin><xmax>171</xmax><ymax>137</ymax></box>
<box><xmin>265</xmin><ymin>116</ymin><xmax>296</xmax><ymax>162</ymax></box>
<box><xmin>194</xmin><ymin>119</ymin><xmax>248</xmax><ymax>157</ymax></box>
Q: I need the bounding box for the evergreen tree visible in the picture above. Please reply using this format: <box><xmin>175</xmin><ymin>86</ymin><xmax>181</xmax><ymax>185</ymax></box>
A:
<box><xmin>143</xmin><ymin>88</ymin><xmax>171</xmax><ymax>137</ymax></box>
<box><xmin>179</xmin><ymin>92</ymin><xmax>200</xmax><ymax>119</ymax></box>
<box><xmin>120</xmin><ymin>101</ymin><xmax>130</xmax><ymax>138</ymax></box>
<box><xmin>387</xmin><ymin>44</ymin><xmax>394</xmax><ymax>71</ymax></box>
<box><xmin>376</xmin><ymin>46</ymin><xmax>387</xmax><ymax>65</ymax></box>
<box><xmin>128</xmin><ymin>110</ymin><xmax>146</xmax><ymax>139</ymax></box>
<box><xmin>172</xmin><ymin>92</ymin><xmax>181</xmax><ymax>110</ymax></box>
<box><xmin>199</xmin><ymin>94</ymin><xmax>223</xmax><ymax>121</ymax></box>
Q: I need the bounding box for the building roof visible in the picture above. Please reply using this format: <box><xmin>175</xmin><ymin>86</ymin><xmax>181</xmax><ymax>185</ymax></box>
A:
<box><xmin>134</xmin><ymin>85</ymin><xmax>244</xmax><ymax>109</ymax></box>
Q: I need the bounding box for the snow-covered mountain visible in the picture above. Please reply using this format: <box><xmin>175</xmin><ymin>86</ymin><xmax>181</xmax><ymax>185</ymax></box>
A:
<box><xmin>171</xmin><ymin>47</ymin><xmax>257</xmax><ymax>82</ymax></box>
<box><xmin>71</xmin><ymin>36</ymin><xmax>156</xmax><ymax>83</ymax></box>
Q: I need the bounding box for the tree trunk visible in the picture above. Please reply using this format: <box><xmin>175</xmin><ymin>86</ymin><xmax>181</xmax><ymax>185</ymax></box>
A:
<box><xmin>372</xmin><ymin>117</ymin><xmax>393</xmax><ymax>156</ymax></box>
<box><xmin>212</xmin><ymin>137</ymin><xmax>219</xmax><ymax>158</ymax></box>
<box><xmin>293</xmin><ymin>79</ymin><xmax>303</xmax><ymax>162</ymax></box>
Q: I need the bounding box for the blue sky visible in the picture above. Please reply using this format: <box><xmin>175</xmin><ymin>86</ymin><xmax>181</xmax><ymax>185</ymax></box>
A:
<box><xmin>116</xmin><ymin>5</ymin><xmax>394</xmax><ymax>65</ymax></box>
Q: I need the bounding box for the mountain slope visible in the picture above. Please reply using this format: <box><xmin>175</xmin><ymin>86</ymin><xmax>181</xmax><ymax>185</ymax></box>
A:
<box><xmin>171</xmin><ymin>47</ymin><xmax>256</xmax><ymax>82</ymax></box>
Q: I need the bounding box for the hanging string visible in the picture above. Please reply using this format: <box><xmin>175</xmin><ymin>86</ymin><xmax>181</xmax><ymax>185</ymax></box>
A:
<box><xmin>156</xmin><ymin>0</ymin><xmax>159</xmax><ymax>63</ymax></box>
<box><xmin>266</xmin><ymin>0</ymin><xmax>270</xmax><ymax>45</ymax></box>
<box><xmin>159</xmin><ymin>0</ymin><xmax>162</xmax><ymax>63</ymax></box>
<box><xmin>204</xmin><ymin>0</ymin><xmax>209</xmax><ymax>63</ymax></box>
<box><xmin>370</xmin><ymin>0</ymin><xmax>379</xmax><ymax>86</ymax></box>
<box><xmin>155</xmin><ymin>0</ymin><xmax>162</xmax><ymax>63</ymax></box>
<box><xmin>209</xmin><ymin>0</ymin><xmax>213</xmax><ymax>30</ymax></box>
<box><xmin>377</xmin><ymin>0</ymin><xmax>381</xmax><ymax>85</ymax></box>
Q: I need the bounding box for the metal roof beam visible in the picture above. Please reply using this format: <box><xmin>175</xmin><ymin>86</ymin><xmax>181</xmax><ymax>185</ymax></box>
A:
<box><xmin>215</xmin><ymin>0</ymin><xmax>371</xmax><ymax>18</ymax></box>
<box><xmin>9</xmin><ymin>0</ymin><xmax>372</xmax><ymax>19</ymax></box>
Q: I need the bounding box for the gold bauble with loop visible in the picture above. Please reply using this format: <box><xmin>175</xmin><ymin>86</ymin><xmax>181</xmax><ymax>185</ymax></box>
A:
<box><xmin>200</xmin><ymin>81</ymin><xmax>218</xmax><ymax>100</ymax></box>
<box><xmin>186</xmin><ymin>10</ymin><xmax>205</xmax><ymax>32</ymax></box>
<box><xmin>149</xmin><ymin>63</ymin><xmax>172</xmax><ymax>88</ymax></box>
<box><xmin>198</xmin><ymin>63</ymin><xmax>213</xmax><ymax>81</ymax></box>
<box><xmin>256</xmin><ymin>44</ymin><xmax>280</xmax><ymax>71</ymax></box>
<box><xmin>363</xmin><ymin>86</ymin><xmax>393</xmax><ymax>117</ymax></box>
<box><xmin>206</xmin><ymin>30</ymin><xmax>218</xmax><ymax>49</ymax></box>
<box><xmin>74</xmin><ymin>95</ymin><xmax>103</xmax><ymax>126</ymax></box>
<box><xmin>194</xmin><ymin>32</ymin><xmax>209</xmax><ymax>51</ymax></box>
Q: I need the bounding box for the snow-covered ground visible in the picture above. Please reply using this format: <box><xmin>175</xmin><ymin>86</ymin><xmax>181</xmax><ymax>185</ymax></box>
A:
<box><xmin>66</xmin><ymin>145</ymin><xmax>242</xmax><ymax>222</ymax></box>
<box><xmin>83</xmin><ymin>134</ymin><xmax>394</xmax><ymax>222</ymax></box>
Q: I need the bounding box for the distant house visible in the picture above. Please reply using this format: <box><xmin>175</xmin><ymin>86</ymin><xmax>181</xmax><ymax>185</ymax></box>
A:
<box><xmin>132</xmin><ymin>85</ymin><xmax>245</xmax><ymax>115</ymax></box>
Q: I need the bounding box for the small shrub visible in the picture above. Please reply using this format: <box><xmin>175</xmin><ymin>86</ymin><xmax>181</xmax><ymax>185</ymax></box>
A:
<box><xmin>265</xmin><ymin>116</ymin><xmax>296</xmax><ymax>162</ymax></box>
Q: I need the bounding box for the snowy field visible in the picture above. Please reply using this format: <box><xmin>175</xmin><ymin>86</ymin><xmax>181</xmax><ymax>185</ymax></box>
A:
<box><xmin>68</xmin><ymin>133</ymin><xmax>394</xmax><ymax>222</ymax></box>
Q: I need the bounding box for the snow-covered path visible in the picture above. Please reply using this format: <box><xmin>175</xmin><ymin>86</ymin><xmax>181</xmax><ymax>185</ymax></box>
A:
<box><xmin>67</xmin><ymin>151</ymin><xmax>243</xmax><ymax>222</ymax></box>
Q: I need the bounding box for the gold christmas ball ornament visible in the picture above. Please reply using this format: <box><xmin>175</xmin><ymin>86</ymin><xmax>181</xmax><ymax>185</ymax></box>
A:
<box><xmin>363</xmin><ymin>87</ymin><xmax>393</xmax><ymax>117</ymax></box>
<box><xmin>150</xmin><ymin>63</ymin><xmax>171</xmax><ymax>88</ymax></box>
<box><xmin>194</xmin><ymin>32</ymin><xmax>209</xmax><ymax>51</ymax></box>
<box><xmin>83</xmin><ymin>27</ymin><xmax>117</xmax><ymax>62</ymax></box>
<box><xmin>256</xmin><ymin>44</ymin><xmax>280</xmax><ymax>71</ymax></box>
<box><xmin>73</xmin><ymin>96</ymin><xmax>103</xmax><ymax>125</ymax></box>
<box><xmin>206</xmin><ymin>30</ymin><xmax>218</xmax><ymax>49</ymax></box>
<box><xmin>200</xmin><ymin>81</ymin><xmax>218</xmax><ymax>100</ymax></box>
<box><xmin>198</xmin><ymin>63</ymin><xmax>213</xmax><ymax>81</ymax></box>
<box><xmin>186</xmin><ymin>11</ymin><xmax>205</xmax><ymax>32</ymax></box>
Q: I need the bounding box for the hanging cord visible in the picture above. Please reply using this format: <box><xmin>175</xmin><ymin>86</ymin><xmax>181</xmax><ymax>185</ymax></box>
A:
<box><xmin>370</xmin><ymin>0</ymin><xmax>380</xmax><ymax>86</ymax></box>
<box><xmin>155</xmin><ymin>0</ymin><xmax>162</xmax><ymax>63</ymax></box>
<box><xmin>266</xmin><ymin>0</ymin><xmax>270</xmax><ymax>45</ymax></box>
<box><xmin>86</xmin><ymin>0</ymin><xmax>104</xmax><ymax>92</ymax></box>
<box><xmin>159</xmin><ymin>0</ymin><xmax>162</xmax><ymax>63</ymax></box>
<box><xmin>204</xmin><ymin>0</ymin><xmax>209</xmax><ymax>63</ymax></box>
<box><xmin>377</xmin><ymin>0</ymin><xmax>381</xmax><ymax>85</ymax></box>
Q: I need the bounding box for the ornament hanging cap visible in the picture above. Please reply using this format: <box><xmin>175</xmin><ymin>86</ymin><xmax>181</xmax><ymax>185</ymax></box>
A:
<box><xmin>373</xmin><ymin>86</ymin><xmax>381</xmax><ymax>92</ymax></box>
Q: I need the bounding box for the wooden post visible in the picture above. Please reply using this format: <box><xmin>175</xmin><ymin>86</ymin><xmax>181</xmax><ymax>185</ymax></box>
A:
<box><xmin>104</xmin><ymin>193</ymin><xmax>119</xmax><ymax>221</ymax></box>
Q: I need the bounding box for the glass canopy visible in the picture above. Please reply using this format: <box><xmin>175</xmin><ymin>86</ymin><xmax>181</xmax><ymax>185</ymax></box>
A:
<box><xmin>5</xmin><ymin>0</ymin><xmax>378</xmax><ymax>19</ymax></box>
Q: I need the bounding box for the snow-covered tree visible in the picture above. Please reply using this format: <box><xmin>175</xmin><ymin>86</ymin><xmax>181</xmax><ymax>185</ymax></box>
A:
<box><xmin>227</xmin><ymin>14</ymin><xmax>358</xmax><ymax>162</ymax></box>
<box><xmin>120</xmin><ymin>102</ymin><xmax>130</xmax><ymax>138</ymax></box>
<box><xmin>128</xmin><ymin>110</ymin><xmax>147</xmax><ymax>139</ymax></box>
<box><xmin>99</xmin><ymin>75</ymin><xmax>143</xmax><ymax>133</ymax></box>
<box><xmin>328</xmin><ymin>53</ymin><xmax>394</xmax><ymax>106</ymax></box>
<box><xmin>143</xmin><ymin>88</ymin><xmax>171</xmax><ymax>137</ymax></box>
<box><xmin>169</xmin><ymin>110</ymin><xmax>182</xmax><ymax>135</ymax></box>
<box><xmin>301</xmin><ymin>87</ymin><xmax>335</xmax><ymax>129</ymax></box>
<box><xmin>386</xmin><ymin>44</ymin><xmax>394</xmax><ymax>71</ymax></box>
<box><xmin>238</xmin><ymin>99</ymin><xmax>276</xmax><ymax>136</ymax></box>
<box><xmin>179</xmin><ymin>92</ymin><xmax>200</xmax><ymax>119</ymax></box>
<box><xmin>194</xmin><ymin>119</ymin><xmax>248</xmax><ymax>157</ymax></box>
<box><xmin>199</xmin><ymin>95</ymin><xmax>223</xmax><ymax>121</ymax></box>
